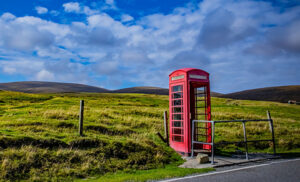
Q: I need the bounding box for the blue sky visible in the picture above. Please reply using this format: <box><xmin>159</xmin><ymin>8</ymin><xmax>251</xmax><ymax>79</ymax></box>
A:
<box><xmin>0</xmin><ymin>0</ymin><xmax>299</xmax><ymax>93</ymax></box>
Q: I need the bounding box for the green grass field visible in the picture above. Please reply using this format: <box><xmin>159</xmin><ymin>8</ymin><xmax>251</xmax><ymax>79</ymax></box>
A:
<box><xmin>0</xmin><ymin>90</ymin><xmax>299</xmax><ymax>181</ymax></box>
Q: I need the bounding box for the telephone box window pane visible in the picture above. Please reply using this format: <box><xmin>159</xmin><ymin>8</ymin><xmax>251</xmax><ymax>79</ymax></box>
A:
<box><xmin>173</xmin><ymin>107</ymin><xmax>182</xmax><ymax>113</ymax></box>
<box><xmin>173</xmin><ymin>128</ymin><xmax>183</xmax><ymax>135</ymax></box>
<box><xmin>173</xmin><ymin>99</ymin><xmax>182</xmax><ymax>106</ymax></box>
<box><xmin>173</xmin><ymin>121</ymin><xmax>182</xmax><ymax>127</ymax></box>
<box><xmin>173</xmin><ymin>136</ymin><xmax>183</xmax><ymax>142</ymax></box>
<box><xmin>173</xmin><ymin>114</ymin><xmax>183</xmax><ymax>120</ymax></box>
<box><xmin>171</xmin><ymin>84</ymin><xmax>184</xmax><ymax>143</ymax></box>
<box><xmin>172</xmin><ymin>85</ymin><xmax>182</xmax><ymax>92</ymax></box>
<box><xmin>173</xmin><ymin>92</ymin><xmax>183</xmax><ymax>99</ymax></box>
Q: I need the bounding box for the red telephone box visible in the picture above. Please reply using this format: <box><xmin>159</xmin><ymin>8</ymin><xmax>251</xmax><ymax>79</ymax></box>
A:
<box><xmin>169</xmin><ymin>68</ymin><xmax>211</xmax><ymax>156</ymax></box>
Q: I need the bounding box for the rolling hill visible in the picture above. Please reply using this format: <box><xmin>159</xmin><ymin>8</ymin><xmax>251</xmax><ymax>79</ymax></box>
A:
<box><xmin>113</xmin><ymin>86</ymin><xmax>223</xmax><ymax>96</ymax></box>
<box><xmin>0</xmin><ymin>81</ymin><xmax>109</xmax><ymax>93</ymax></box>
<box><xmin>0</xmin><ymin>82</ymin><xmax>299</xmax><ymax>103</ymax></box>
<box><xmin>0</xmin><ymin>82</ymin><xmax>222</xmax><ymax>96</ymax></box>
<box><xmin>221</xmin><ymin>85</ymin><xmax>300</xmax><ymax>103</ymax></box>
<box><xmin>112</xmin><ymin>86</ymin><xmax>169</xmax><ymax>95</ymax></box>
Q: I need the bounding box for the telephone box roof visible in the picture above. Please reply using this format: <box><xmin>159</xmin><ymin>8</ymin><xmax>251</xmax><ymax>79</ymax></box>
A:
<box><xmin>169</xmin><ymin>68</ymin><xmax>209</xmax><ymax>76</ymax></box>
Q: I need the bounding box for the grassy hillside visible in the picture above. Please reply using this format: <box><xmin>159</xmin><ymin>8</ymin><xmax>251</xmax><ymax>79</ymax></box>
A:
<box><xmin>222</xmin><ymin>85</ymin><xmax>300</xmax><ymax>103</ymax></box>
<box><xmin>0</xmin><ymin>91</ymin><xmax>299</xmax><ymax>181</ymax></box>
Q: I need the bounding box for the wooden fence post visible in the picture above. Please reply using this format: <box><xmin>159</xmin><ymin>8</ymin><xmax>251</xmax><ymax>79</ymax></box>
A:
<box><xmin>242</xmin><ymin>121</ymin><xmax>249</xmax><ymax>160</ymax></box>
<box><xmin>164</xmin><ymin>111</ymin><xmax>169</xmax><ymax>146</ymax></box>
<box><xmin>267</xmin><ymin>110</ymin><xmax>276</xmax><ymax>155</ymax></box>
<box><xmin>79</xmin><ymin>100</ymin><xmax>84</xmax><ymax>136</ymax></box>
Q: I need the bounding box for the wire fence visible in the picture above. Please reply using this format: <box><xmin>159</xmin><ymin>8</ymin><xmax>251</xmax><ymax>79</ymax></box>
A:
<box><xmin>191</xmin><ymin>111</ymin><xmax>276</xmax><ymax>164</ymax></box>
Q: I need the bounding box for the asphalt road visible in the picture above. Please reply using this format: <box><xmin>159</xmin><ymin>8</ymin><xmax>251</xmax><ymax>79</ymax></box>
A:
<box><xmin>162</xmin><ymin>158</ymin><xmax>300</xmax><ymax>182</ymax></box>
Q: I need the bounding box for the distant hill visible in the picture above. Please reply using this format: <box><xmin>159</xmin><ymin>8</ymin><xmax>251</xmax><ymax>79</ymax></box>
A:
<box><xmin>221</xmin><ymin>85</ymin><xmax>300</xmax><ymax>103</ymax></box>
<box><xmin>0</xmin><ymin>81</ymin><xmax>108</xmax><ymax>93</ymax></box>
<box><xmin>113</xmin><ymin>86</ymin><xmax>223</xmax><ymax>97</ymax></box>
<box><xmin>113</xmin><ymin>86</ymin><xmax>169</xmax><ymax>95</ymax></box>
<box><xmin>0</xmin><ymin>81</ymin><xmax>222</xmax><ymax>96</ymax></box>
<box><xmin>1</xmin><ymin>82</ymin><xmax>298</xmax><ymax>103</ymax></box>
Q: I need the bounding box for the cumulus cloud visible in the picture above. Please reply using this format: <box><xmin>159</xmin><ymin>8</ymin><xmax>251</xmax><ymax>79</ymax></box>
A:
<box><xmin>35</xmin><ymin>6</ymin><xmax>48</xmax><ymax>14</ymax></box>
<box><xmin>63</xmin><ymin>2</ymin><xmax>99</xmax><ymax>15</ymax></box>
<box><xmin>1</xmin><ymin>12</ymin><xmax>16</xmax><ymax>20</ymax></box>
<box><xmin>50</xmin><ymin>10</ymin><xmax>60</xmax><ymax>16</ymax></box>
<box><xmin>105</xmin><ymin>0</ymin><xmax>117</xmax><ymax>10</ymax></box>
<box><xmin>197</xmin><ymin>9</ymin><xmax>255</xmax><ymax>49</ymax></box>
<box><xmin>268</xmin><ymin>20</ymin><xmax>300</xmax><ymax>53</ymax></box>
<box><xmin>63</xmin><ymin>2</ymin><xmax>80</xmax><ymax>13</ymax></box>
<box><xmin>245</xmin><ymin>19</ymin><xmax>300</xmax><ymax>57</ymax></box>
<box><xmin>3</xmin><ymin>66</ymin><xmax>16</xmax><ymax>74</ymax></box>
<box><xmin>121</xmin><ymin>14</ymin><xmax>134</xmax><ymax>22</ymax></box>
<box><xmin>0</xmin><ymin>0</ymin><xmax>299</xmax><ymax>92</ymax></box>
<box><xmin>94</xmin><ymin>60</ymin><xmax>119</xmax><ymax>75</ymax></box>
<box><xmin>121</xmin><ymin>50</ymin><xmax>152</xmax><ymax>65</ymax></box>
<box><xmin>0</xmin><ymin>16</ymin><xmax>55</xmax><ymax>51</ymax></box>
<box><xmin>105</xmin><ymin>0</ymin><xmax>115</xmax><ymax>6</ymax></box>
<box><xmin>36</xmin><ymin>69</ymin><xmax>54</xmax><ymax>80</ymax></box>
<box><xmin>0</xmin><ymin>58</ymin><xmax>44</xmax><ymax>77</ymax></box>
<box><xmin>167</xmin><ymin>50</ymin><xmax>210</xmax><ymax>70</ymax></box>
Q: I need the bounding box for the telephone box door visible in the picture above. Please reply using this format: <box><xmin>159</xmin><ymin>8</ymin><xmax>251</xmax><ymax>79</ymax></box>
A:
<box><xmin>190</xmin><ymin>82</ymin><xmax>211</xmax><ymax>151</ymax></box>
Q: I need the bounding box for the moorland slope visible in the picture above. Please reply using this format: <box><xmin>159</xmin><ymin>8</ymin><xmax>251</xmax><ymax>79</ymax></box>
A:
<box><xmin>0</xmin><ymin>81</ymin><xmax>223</xmax><ymax>96</ymax></box>
<box><xmin>222</xmin><ymin>85</ymin><xmax>300</xmax><ymax>103</ymax></box>
<box><xmin>113</xmin><ymin>86</ymin><xmax>169</xmax><ymax>95</ymax></box>
<box><xmin>0</xmin><ymin>81</ymin><xmax>109</xmax><ymax>93</ymax></box>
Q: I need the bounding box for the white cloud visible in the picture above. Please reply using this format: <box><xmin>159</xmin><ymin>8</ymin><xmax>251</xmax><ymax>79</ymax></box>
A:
<box><xmin>63</xmin><ymin>2</ymin><xmax>99</xmax><ymax>15</ymax></box>
<box><xmin>105</xmin><ymin>0</ymin><xmax>117</xmax><ymax>10</ymax></box>
<box><xmin>105</xmin><ymin>0</ymin><xmax>114</xmax><ymax>6</ymax></box>
<box><xmin>87</xmin><ymin>14</ymin><xmax>113</xmax><ymax>27</ymax></box>
<box><xmin>121</xmin><ymin>14</ymin><xmax>134</xmax><ymax>22</ymax></box>
<box><xmin>35</xmin><ymin>6</ymin><xmax>48</xmax><ymax>14</ymax></box>
<box><xmin>1</xmin><ymin>12</ymin><xmax>16</xmax><ymax>20</ymax></box>
<box><xmin>94</xmin><ymin>60</ymin><xmax>119</xmax><ymax>75</ymax></box>
<box><xmin>0</xmin><ymin>16</ymin><xmax>56</xmax><ymax>51</ymax></box>
<box><xmin>3</xmin><ymin>66</ymin><xmax>16</xmax><ymax>74</ymax></box>
<box><xmin>63</xmin><ymin>2</ymin><xmax>80</xmax><ymax>13</ymax></box>
<box><xmin>36</xmin><ymin>69</ymin><xmax>54</xmax><ymax>80</ymax></box>
<box><xmin>83</xmin><ymin>6</ymin><xmax>99</xmax><ymax>15</ymax></box>
<box><xmin>121</xmin><ymin>50</ymin><xmax>152</xmax><ymax>65</ymax></box>
<box><xmin>50</xmin><ymin>10</ymin><xmax>60</xmax><ymax>16</ymax></box>
<box><xmin>0</xmin><ymin>59</ymin><xmax>44</xmax><ymax>77</ymax></box>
